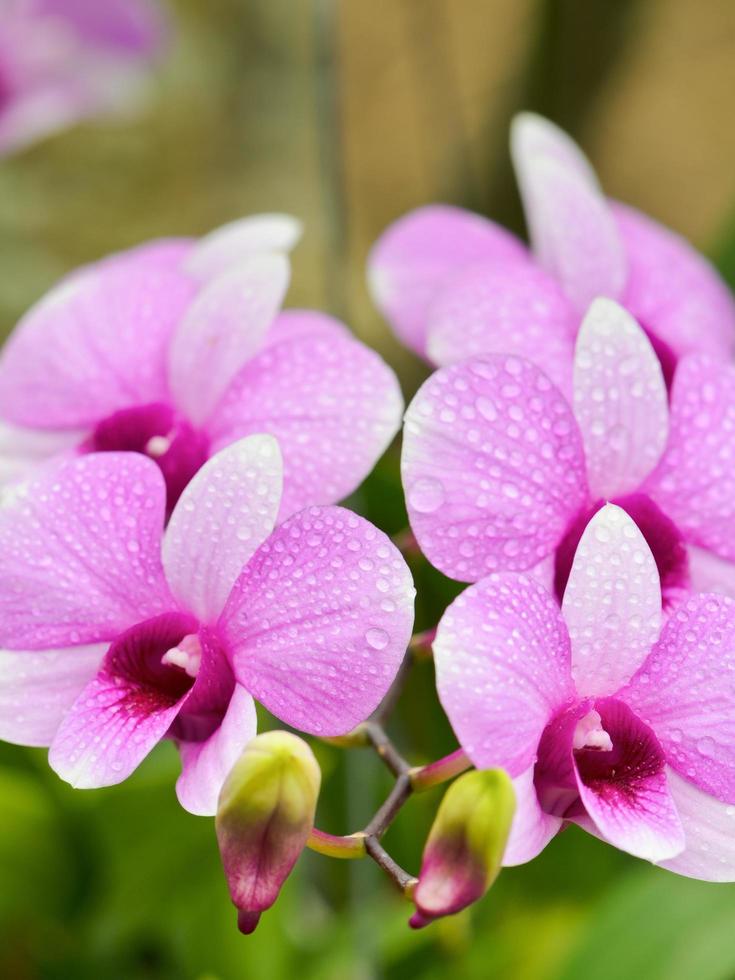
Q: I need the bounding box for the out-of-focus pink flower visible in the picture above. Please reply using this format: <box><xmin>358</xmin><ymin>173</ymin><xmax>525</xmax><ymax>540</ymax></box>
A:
<box><xmin>402</xmin><ymin>298</ymin><xmax>735</xmax><ymax>601</ymax></box>
<box><xmin>0</xmin><ymin>435</ymin><xmax>415</xmax><ymax>814</ymax></box>
<box><xmin>434</xmin><ymin>503</ymin><xmax>735</xmax><ymax>879</ymax></box>
<box><xmin>0</xmin><ymin>0</ymin><xmax>167</xmax><ymax>155</ymax></box>
<box><xmin>0</xmin><ymin>214</ymin><xmax>404</xmax><ymax>517</ymax></box>
<box><xmin>368</xmin><ymin>113</ymin><xmax>735</xmax><ymax>389</ymax></box>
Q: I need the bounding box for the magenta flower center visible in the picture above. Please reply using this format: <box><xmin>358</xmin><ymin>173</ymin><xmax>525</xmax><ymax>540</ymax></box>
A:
<box><xmin>534</xmin><ymin>697</ymin><xmax>666</xmax><ymax>820</ymax></box>
<box><xmin>84</xmin><ymin>402</ymin><xmax>209</xmax><ymax>512</ymax></box>
<box><xmin>104</xmin><ymin>615</ymin><xmax>234</xmax><ymax>746</ymax></box>
<box><xmin>554</xmin><ymin>493</ymin><xmax>689</xmax><ymax>602</ymax></box>
<box><xmin>104</xmin><ymin>612</ymin><xmax>200</xmax><ymax>714</ymax></box>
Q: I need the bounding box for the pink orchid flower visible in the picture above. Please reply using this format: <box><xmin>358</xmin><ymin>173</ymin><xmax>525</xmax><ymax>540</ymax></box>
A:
<box><xmin>402</xmin><ymin>298</ymin><xmax>735</xmax><ymax>602</ymax></box>
<box><xmin>434</xmin><ymin>503</ymin><xmax>735</xmax><ymax>878</ymax></box>
<box><xmin>0</xmin><ymin>435</ymin><xmax>415</xmax><ymax>814</ymax></box>
<box><xmin>368</xmin><ymin>113</ymin><xmax>735</xmax><ymax>389</ymax></box>
<box><xmin>0</xmin><ymin>214</ymin><xmax>403</xmax><ymax>518</ymax></box>
<box><xmin>0</xmin><ymin>0</ymin><xmax>166</xmax><ymax>156</ymax></box>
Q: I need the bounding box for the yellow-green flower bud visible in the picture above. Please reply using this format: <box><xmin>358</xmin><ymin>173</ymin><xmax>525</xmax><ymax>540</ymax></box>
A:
<box><xmin>410</xmin><ymin>768</ymin><xmax>515</xmax><ymax>928</ymax></box>
<box><xmin>216</xmin><ymin>731</ymin><xmax>321</xmax><ymax>934</ymax></box>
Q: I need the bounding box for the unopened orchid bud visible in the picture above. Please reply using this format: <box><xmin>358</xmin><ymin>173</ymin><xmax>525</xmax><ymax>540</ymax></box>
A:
<box><xmin>215</xmin><ymin>731</ymin><xmax>321</xmax><ymax>934</ymax></box>
<box><xmin>410</xmin><ymin>769</ymin><xmax>515</xmax><ymax>929</ymax></box>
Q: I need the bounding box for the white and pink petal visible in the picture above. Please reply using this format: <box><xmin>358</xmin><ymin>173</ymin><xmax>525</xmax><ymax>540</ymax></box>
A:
<box><xmin>0</xmin><ymin>261</ymin><xmax>195</xmax><ymax>429</ymax></box>
<box><xmin>510</xmin><ymin>113</ymin><xmax>626</xmax><ymax>312</ymax></box>
<box><xmin>175</xmin><ymin>684</ymin><xmax>257</xmax><ymax>817</ymax></box>
<box><xmin>220</xmin><ymin>506</ymin><xmax>415</xmax><ymax>737</ymax></box>
<box><xmin>183</xmin><ymin>213</ymin><xmax>302</xmax><ymax>282</ymax></box>
<box><xmin>0</xmin><ymin>453</ymin><xmax>172</xmax><ymax>650</ymax></box>
<box><xmin>502</xmin><ymin>766</ymin><xmax>562</xmax><ymax>866</ymax></box>
<box><xmin>562</xmin><ymin>504</ymin><xmax>662</xmax><ymax>697</ymax></box>
<box><xmin>163</xmin><ymin>436</ymin><xmax>283</xmax><ymax>624</ymax></box>
<box><xmin>644</xmin><ymin>355</ymin><xmax>735</xmax><ymax>562</ymax></box>
<box><xmin>573</xmin><ymin>299</ymin><xmax>668</xmax><ymax>499</ymax></box>
<box><xmin>367</xmin><ymin>204</ymin><xmax>527</xmax><ymax>357</ymax></box>
<box><xmin>621</xmin><ymin>592</ymin><xmax>735</xmax><ymax>804</ymax></box>
<box><xmin>426</xmin><ymin>259</ymin><xmax>576</xmax><ymax>394</ymax></box>
<box><xmin>433</xmin><ymin>573</ymin><xmax>575</xmax><ymax>775</ymax></box>
<box><xmin>168</xmin><ymin>255</ymin><xmax>290</xmax><ymax>426</ymax></box>
<box><xmin>49</xmin><ymin>612</ymin><xmax>198</xmax><ymax>788</ymax></box>
<box><xmin>401</xmin><ymin>355</ymin><xmax>588</xmax><ymax>582</ymax></box>
<box><xmin>0</xmin><ymin>643</ymin><xmax>106</xmax><ymax>747</ymax></box>
<box><xmin>659</xmin><ymin>769</ymin><xmax>735</xmax><ymax>881</ymax></box>
<box><xmin>207</xmin><ymin>311</ymin><xmax>404</xmax><ymax>522</ymax></box>
<box><xmin>614</xmin><ymin>202</ymin><xmax>735</xmax><ymax>363</ymax></box>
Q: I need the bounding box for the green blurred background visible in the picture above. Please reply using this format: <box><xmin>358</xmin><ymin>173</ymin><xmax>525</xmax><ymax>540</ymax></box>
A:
<box><xmin>2</xmin><ymin>1</ymin><xmax>735</xmax><ymax>977</ymax></box>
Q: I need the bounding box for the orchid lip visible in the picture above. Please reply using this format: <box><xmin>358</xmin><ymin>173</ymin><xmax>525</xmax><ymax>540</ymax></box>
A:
<box><xmin>83</xmin><ymin>401</ymin><xmax>210</xmax><ymax>512</ymax></box>
<box><xmin>535</xmin><ymin>697</ymin><xmax>667</xmax><ymax>822</ymax></box>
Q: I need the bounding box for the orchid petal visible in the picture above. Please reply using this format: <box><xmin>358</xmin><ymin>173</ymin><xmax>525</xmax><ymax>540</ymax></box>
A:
<box><xmin>221</xmin><ymin>506</ymin><xmax>415</xmax><ymax>737</ymax></box>
<box><xmin>163</xmin><ymin>436</ymin><xmax>282</xmax><ymax>624</ymax></box>
<box><xmin>573</xmin><ymin>699</ymin><xmax>684</xmax><ymax>862</ymax></box>
<box><xmin>614</xmin><ymin>202</ymin><xmax>735</xmax><ymax>362</ymax></box>
<box><xmin>621</xmin><ymin>592</ymin><xmax>735</xmax><ymax>804</ymax></box>
<box><xmin>367</xmin><ymin>205</ymin><xmax>527</xmax><ymax>357</ymax></box>
<box><xmin>502</xmin><ymin>766</ymin><xmax>562</xmax><ymax>866</ymax></box>
<box><xmin>574</xmin><ymin>299</ymin><xmax>668</xmax><ymax>498</ymax></box>
<box><xmin>0</xmin><ymin>453</ymin><xmax>171</xmax><ymax>649</ymax></box>
<box><xmin>426</xmin><ymin>259</ymin><xmax>576</xmax><ymax>394</ymax></box>
<box><xmin>511</xmin><ymin>113</ymin><xmax>626</xmax><ymax>312</ymax></box>
<box><xmin>183</xmin><ymin>214</ymin><xmax>303</xmax><ymax>281</ymax></box>
<box><xmin>176</xmin><ymin>684</ymin><xmax>257</xmax><ymax>817</ymax></box>
<box><xmin>401</xmin><ymin>355</ymin><xmax>588</xmax><ymax>582</ymax></box>
<box><xmin>0</xmin><ymin>262</ymin><xmax>195</xmax><ymax>428</ymax></box>
<box><xmin>168</xmin><ymin>255</ymin><xmax>290</xmax><ymax>426</ymax></box>
<box><xmin>35</xmin><ymin>0</ymin><xmax>167</xmax><ymax>54</ymax></box>
<box><xmin>207</xmin><ymin>311</ymin><xmax>403</xmax><ymax>521</ymax></box>
<box><xmin>645</xmin><ymin>355</ymin><xmax>735</xmax><ymax>562</ymax></box>
<box><xmin>659</xmin><ymin>768</ymin><xmax>735</xmax><ymax>881</ymax></box>
<box><xmin>562</xmin><ymin>504</ymin><xmax>661</xmax><ymax>697</ymax></box>
<box><xmin>433</xmin><ymin>573</ymin><xmax>574</xmax><ymax>775</ymax></box>
<box><xmin>0</xmin><ymin>644</ymin><xmax>106</xmax><ymax>746</ymax></box>
<box><xmin>0</xmin><ymin>421</ymin><xmax>82</xmax><ymax>487</ymax></box>
<box><xmin>687</xmin><ymin>544</ymin><xmax>735</xmax><ymax>599</ymax></box>
<box><xmin>49</xmin><ymin>612</ymin><xmax>197</xmax><ymax>788</ymax></box>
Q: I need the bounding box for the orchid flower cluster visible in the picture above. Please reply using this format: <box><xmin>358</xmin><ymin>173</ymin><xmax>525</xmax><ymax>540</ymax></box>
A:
<box><xmin>2</xmin><ymin>111</ymin><xmax>735</xmax><ymax>936</ymax></box>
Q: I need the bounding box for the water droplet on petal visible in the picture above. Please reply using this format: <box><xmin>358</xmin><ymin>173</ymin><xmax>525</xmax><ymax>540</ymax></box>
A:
<box><xmin>365</xmin><ymin>628</ymin><xmax>389</xmax><ymax>650</ymax></box>
<box><xmin>408</xmin><ymin>477</ymin><xmax>444</xmax><ymax>514</ymax></box>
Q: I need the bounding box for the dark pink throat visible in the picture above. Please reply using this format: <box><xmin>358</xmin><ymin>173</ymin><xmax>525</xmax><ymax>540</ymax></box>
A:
<box><xmin>85</xmin><ymin>402</ymin><xmax>209</xmax><ymax>513</ymax></box>
<box><xmin>103</xmin><ymin>615</ymin><xmax>234</xmax><ymax>745</ymax></box>
<box><xmin>0</xmin><ymin>67</ymin><xmax>12</xmax><ymax>115</ymax></box>
<box><xmin>103</xmin><ymin>612</ymin><xmax>200</xmax><ymax>713</ymax></box>
<box><xmin>554</xmin><ymin>493</ymin><xmax>689</xmax><ymax>603</ymax></box>
<box><xmin>534</xmin><ymin>697</ymin><xmax>666</xmax><ymax>820</ymax></box>
<box><xmin>641</xmin><ymin>324</ymin><xmax>678</xmax><ymax>392</ymax></box>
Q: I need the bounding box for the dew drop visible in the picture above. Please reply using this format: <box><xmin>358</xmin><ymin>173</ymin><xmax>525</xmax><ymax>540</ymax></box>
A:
<box><xmin>408</xmin><ymin>477</ymin><xmax>444</xmax><ymax>514</ymax></box>
<box><xmin>365</xmin><ymin>628</ymin><xmax>389</xmax><ymax>650</ymax></box>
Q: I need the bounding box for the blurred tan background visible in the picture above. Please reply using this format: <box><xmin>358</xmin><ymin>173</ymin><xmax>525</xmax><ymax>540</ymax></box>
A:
<box><xmin>1</xmin><ymin>0</ymin><xmax>734</xmax><ymax>392</ymax></box>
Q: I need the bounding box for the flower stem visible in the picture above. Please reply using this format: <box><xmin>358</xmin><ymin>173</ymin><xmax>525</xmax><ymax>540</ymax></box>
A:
<box><xmin>408</xmin><ymin>628</ymin><xmax>436</xmax><ymax>659</ymax></box>
<box><xmin>307</xmin><ymin>638</ymin><xmax>468</xmax><ymax>897</ymax></box>
<box><xmin>365</xmin><ymin>836</ymin><xmax>417</xmax><ymax>896</ymax></box>
<box><xmin>409</xmin><ymin>748</ymin><xmax>472</xmax><ymax>792</ymax></box>
<box><xmin>307</xmin><ymin>828</ymin><xmax>366</xmax><ymax>859</ymax></box>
